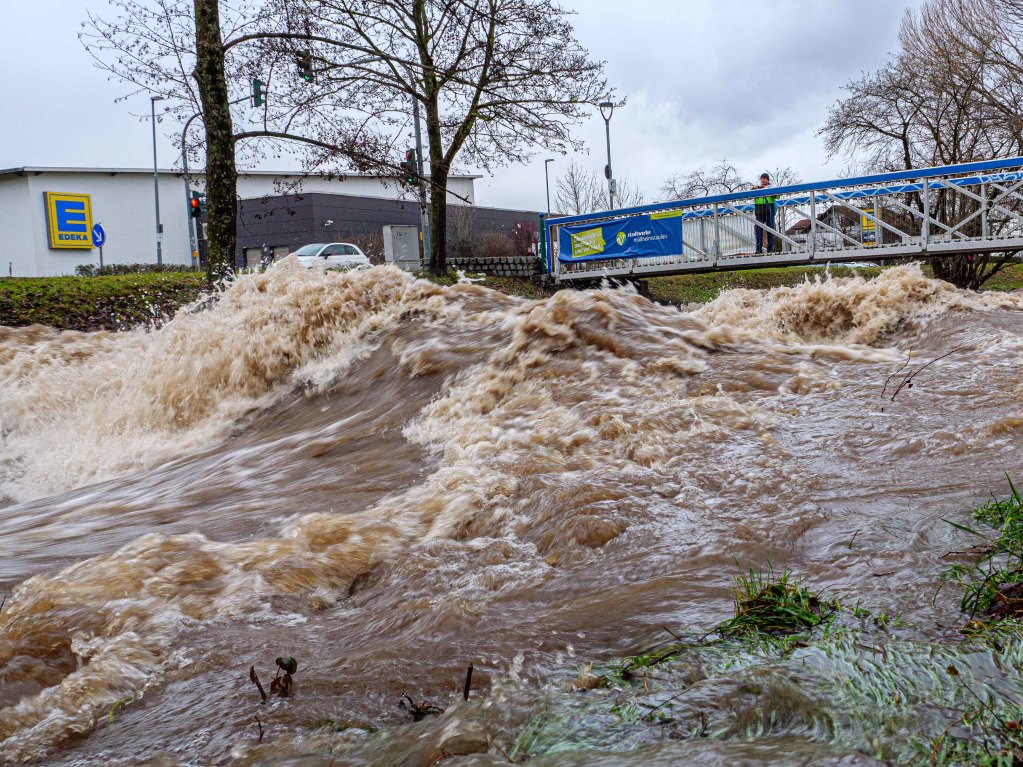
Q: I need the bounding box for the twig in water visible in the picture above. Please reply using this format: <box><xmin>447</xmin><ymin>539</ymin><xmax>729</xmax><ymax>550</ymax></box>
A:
<box><xmin>463</xmin><ymin>663</ymin><xmax>474</xmax><ymax>701</ymax></box>
<box><xmin>882</xmin><ymin>348</ymin><xmax>914</xmax><ymax>399</ymax></box>
<box><xmin>889</xmin><ymin>347</ymin><xmax>963</xmax><ymax>401</ymax></box>
<box><xmin>641</xmin><ymin>690</ymin><xmax>687</xmax><ymax>722</ymax></box>
<box><xmin>254</xmin><ymin>715</ymin><xmax>264</xmax><ymax>743</ymax></box>
<box><xmin>487</xmin><ymin>733</ymin><xmax>515</xmax><ymax>763</ymax></box>
<box><xmin>401</xmin><ymin>694</ymin><xmax>444</xmax><ymax>721</ymax></box>
<box><xmin>249</xmin><ymin>666</ymin><xmax>268</xmax><ymax>704</ymax></box>
<box><xmin>929</xmin><ymin>713</ymin><xmax>965</xmax><ymax>765</ymax></box>
<box><xmin>662</xmin><ymin>626</ymin><xmax>684</xmax><ymax>642</ymax></box>
<box><xmin>426</xmin><ymin>751</ymin><xmax>470</xmax><ymax>766</ymax></box>
<box><xmin>848</xmin><ymin>529</ymin><xmax>861</xmax><ymax>550</ymax></box>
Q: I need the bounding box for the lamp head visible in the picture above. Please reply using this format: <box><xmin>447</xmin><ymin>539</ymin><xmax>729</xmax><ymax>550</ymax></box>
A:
<box><xmin>599</xmin><ymin>100</ymin><xmax>615</xmax><ymax>122</ymax></box>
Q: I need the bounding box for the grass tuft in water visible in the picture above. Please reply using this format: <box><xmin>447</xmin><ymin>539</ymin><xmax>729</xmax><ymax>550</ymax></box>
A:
<box><xmin>717</xmin><ymin>562</ymin><xmax>836</xmax><ymax>638</ymax></box>
<box><xmin>942</xmin><ymin>475</ymin><xmax>1023</xmax><ymax>620</ymax></box>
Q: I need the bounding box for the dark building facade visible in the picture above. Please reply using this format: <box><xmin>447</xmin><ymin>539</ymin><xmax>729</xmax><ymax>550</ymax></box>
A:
<box><xmin>235</xmin><ymin>192</ymin><xmax>539</xmax><ymax>268</ymax></box>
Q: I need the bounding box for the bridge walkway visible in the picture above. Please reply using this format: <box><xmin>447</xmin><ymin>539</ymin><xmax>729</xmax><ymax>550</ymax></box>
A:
<box><xmin>542</xmin><ymin>157</ymin><xmax>1023</xmax><ymax>283</ymax></box>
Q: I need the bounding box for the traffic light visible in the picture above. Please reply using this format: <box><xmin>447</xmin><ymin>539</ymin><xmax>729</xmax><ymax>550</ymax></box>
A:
<box><xmin>251</xmin><ymin>78</ymin><xmax>265</xmax><ymax>107</ymax></box>
<box><xmin>190</xmin><ymin>191</ymin><xmax>206</xmax><ymax>219</ymax></box>
<box><xmin>296</xmin><ymin>51</ymin><xmax>314</xmax><ymax>83</ymax></box>
<box><xmin>400</xmin><ymin>149</ymin><xmax>418</xmax><ymax>187</ymax></box>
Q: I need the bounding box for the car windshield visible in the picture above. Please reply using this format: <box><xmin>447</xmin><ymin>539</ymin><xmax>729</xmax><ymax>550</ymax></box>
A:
<box><xmin>294</xmin><ymin>244</ymin><xmax>325</xmax><ymax>256</ymax></box>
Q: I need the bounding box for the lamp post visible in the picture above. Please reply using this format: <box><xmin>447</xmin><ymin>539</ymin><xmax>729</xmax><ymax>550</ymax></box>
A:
<box><xmin>150</xmin><ymin>95</ymin><xmax>166</xmax><ymax>265</ymax></box>
<box><xmin>599</xmin><ymin>101</ymin><xmax>615</xmax><ymax>210</ymax></box>
<box><xmin>544</xmin><ymin>158</ymin><xmax>554</xmax><ymax>213</ymax></box>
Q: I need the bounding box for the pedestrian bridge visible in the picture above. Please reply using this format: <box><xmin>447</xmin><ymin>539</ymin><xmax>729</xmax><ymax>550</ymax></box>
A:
<box><xmin>541</xmin><ymin>157</ymin><xmax>1023</xmax><ymax>283</ymax></box>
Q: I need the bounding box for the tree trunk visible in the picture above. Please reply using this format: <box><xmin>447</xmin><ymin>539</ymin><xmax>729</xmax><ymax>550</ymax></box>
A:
<box><xmin>428</xmin><ymin>164</ymin><xmax>449</xmax><ymax>275</ymax></box>
<box><xmin>423</xmin><ymin>87</ymin><xmax>449</xmax><ymax>275</ymax></box>
<box><xmin>193</xmin><ymin>0</ymin><xmax>237</xmax><ymax>282</ymax></box>
<box><xmin>930</xmin><ymin>255</ymin><xmax>988</xmax><ymax>290</ymax></box>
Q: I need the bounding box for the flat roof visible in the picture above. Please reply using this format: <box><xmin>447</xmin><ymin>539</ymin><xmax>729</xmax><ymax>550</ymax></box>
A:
<box><xmin>0</xmin><ymin>166</ymin><xmax>482</xmax><ymax>180</ymax></box>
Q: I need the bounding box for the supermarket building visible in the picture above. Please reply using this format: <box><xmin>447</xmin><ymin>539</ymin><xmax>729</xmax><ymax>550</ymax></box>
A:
<box><xmin>0</xmin><ymin>166</ymin><xmax>533</xmax><ymax>276</ymax></box>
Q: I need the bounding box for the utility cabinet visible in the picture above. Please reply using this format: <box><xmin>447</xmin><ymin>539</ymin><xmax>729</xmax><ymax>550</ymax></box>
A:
<box><xmin>383</xmin><ymin>225</ymin><xmax>421</xmax><ymax>272</ymax></box>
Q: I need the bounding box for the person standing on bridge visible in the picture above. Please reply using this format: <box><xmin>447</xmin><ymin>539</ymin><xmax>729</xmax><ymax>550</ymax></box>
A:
<box><xmin>753</xmin><ymin>173</ymin><xmax>777</xmax><ymax>254</ymax></box>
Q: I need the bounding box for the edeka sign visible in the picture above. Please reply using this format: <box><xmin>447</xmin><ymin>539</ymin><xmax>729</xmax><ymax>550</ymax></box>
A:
<box><xmin>44</xmin><ymin>192</ymin><xmax>94</xmax><ymax>249</ymax></box>
<box><xmin>558</xmin><ymin>211</ymin><xmax>683</xmax><ymax>263</ymax></box>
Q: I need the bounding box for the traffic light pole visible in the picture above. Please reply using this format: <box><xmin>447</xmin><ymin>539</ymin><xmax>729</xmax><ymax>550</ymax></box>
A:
<box><xmin>180</xmin><ymin>95</ymin><xmax>250</xmax><ymax>271</ymax></box>
<box><xmin>411</xmin><ymin>97</ymin><xmax>431</xmax><ymax>268</ymax></box>
<box><xmin>181</xmin><ymin>111</ymin><xmax>203</xmax><ymax>270</ymax></box>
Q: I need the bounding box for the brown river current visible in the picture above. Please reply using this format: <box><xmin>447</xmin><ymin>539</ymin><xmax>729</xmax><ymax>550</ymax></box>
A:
<box><xmin>0</xmin><ymin>261</ymin><xmax>1022</xmax><ymax>765</ymax></box>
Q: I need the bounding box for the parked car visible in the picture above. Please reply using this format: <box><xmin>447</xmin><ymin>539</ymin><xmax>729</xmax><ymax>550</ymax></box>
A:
<box><xmin>291</xmin><ymin>243</ymin><xmax>370</xmax><ymax>270</ymax></box>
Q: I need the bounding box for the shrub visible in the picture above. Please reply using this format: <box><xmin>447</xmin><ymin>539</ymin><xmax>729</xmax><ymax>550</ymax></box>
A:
<box><xmin>348</xmin><ymin>234</ymin><xmax>386</xmax><ymax>265</ymax></box>
<box><xmin>478</xmin><ymin>232</ymin><xmax>518</xmax><ymax>260</ymax></box>
<box><xmin>0</xmin><ymin>272</ymin><xmax>206</xmax><ymax>331</ymax></box>
<box><xmin>75</xmin><ymin>263</ymin><xmax>196</xmax><ymax>277</ymax></box>
<box><xmin>508</xmin><ymin>220</ymin><xmax>539</xmax><ymax>257</ymax></box>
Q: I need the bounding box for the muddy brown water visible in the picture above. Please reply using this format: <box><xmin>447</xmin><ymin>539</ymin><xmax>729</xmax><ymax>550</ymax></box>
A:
<box><xmin>0</xmin><ymin>261</ymin><xmax>1021</xmax><ymax>765</ymax></box>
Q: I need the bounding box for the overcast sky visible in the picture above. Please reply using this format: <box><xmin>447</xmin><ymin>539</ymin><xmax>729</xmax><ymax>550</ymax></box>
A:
<box><xmin>0</xmin><ymin>0</ymin><xmax>920</xmax><ymax>212</ymax></box>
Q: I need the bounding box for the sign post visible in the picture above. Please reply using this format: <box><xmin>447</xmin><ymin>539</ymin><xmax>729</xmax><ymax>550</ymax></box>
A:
<box><xmin>92</xmin><ymin>223</ymin><xmax>106</xmax><ymax>268</ymax></box>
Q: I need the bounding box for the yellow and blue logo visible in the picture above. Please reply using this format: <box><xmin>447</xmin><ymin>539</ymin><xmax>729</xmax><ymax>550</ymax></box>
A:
<box><xmin>45</xmin><ymin>192</ymin><xmax>94</xmax><ymax>249</ymax></box>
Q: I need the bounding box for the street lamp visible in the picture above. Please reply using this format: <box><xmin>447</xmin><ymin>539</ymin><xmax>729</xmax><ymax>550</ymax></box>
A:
<box><xmin>599</xmin><ymin>101</ymin><xmax>616</xmax><ymax>210</ymax></box>
<box><xmin>544</xmin><ymin>158</ymin><xmax>554</xmax><ymax>213</ymax></box>
<box><xmin>150</xmin><ymin>95</ymin><xmax>166</xmax><ymax>265</ymax></box>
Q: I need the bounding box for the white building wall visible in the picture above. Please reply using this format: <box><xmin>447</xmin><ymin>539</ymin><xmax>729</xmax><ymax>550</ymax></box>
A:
<box><xmin>0</xmin><ymin>175</ymin><xmax>35</xmax><ymax>277</ymax></box>
<box><xmin>0</xmin><ymin>168</ymin><xmax>478</xmax><ymax>277</ymax></box>
<box><xmin>0</xmin><ymin>171</ymin><xmax>194</xmax><ymax>277</ymax></box>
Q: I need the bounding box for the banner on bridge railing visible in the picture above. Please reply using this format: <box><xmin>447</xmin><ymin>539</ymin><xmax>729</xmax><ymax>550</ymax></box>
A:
<box><xmin>557</xmin><ymin>210</ymin><xmax>683</xmax><ymax>263</ymax></box>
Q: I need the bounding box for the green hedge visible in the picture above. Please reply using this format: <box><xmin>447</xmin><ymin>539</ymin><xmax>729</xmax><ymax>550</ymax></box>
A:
<box><xmin>0</xmin><ymin>273</ymin><xmax>208</xmax><ymax>331</ymax></box>
<box><xmin>75</xmin><ymin>263</ymin><xmax>196</xmax><ymax>277</ymax></box>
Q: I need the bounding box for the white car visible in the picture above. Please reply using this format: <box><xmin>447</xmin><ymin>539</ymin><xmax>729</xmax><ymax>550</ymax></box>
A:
<box><xmin>291</xmin><ymin>243</ymin><xmax>370</xmax><ymax>270</ymax></box>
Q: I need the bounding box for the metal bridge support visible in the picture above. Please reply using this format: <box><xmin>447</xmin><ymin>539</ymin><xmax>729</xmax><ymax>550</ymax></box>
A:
<box><xmin>921</xmin><ymin>181</ymin><xmax>930</xmax><ymax>249</ymax></box>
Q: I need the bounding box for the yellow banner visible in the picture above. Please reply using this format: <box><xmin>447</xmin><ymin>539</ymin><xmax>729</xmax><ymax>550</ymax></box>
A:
<box><xmin>569</xmin><ymin>227</ymin><xmax>607</xmax><ymax>259</ymax></box>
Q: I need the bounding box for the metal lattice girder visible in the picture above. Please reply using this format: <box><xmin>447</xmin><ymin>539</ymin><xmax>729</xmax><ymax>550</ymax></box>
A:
<box><xmin>545</xmin><ymin>156</ymin><xmax>1023</xmax><ymax>282</ymax></box>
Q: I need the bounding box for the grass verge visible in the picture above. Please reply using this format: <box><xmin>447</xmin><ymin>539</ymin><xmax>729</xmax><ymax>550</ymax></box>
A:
<box><xmin>4</xmin><ymin>262</ymin><xmax>1021</xmax><ymax>332</ymax></box>
<box><xmin>646</xmin><ymin>262</ymin><xmax>1023</xmax><ymax>306</ymax></box>
<box><xmin>0</xmin><ymin>273</ymin><xmax>207</xmax><ymax>331</ymax></box>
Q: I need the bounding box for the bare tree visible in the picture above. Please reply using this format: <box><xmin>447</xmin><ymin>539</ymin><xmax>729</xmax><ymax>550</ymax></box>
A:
<box><xmin>820</xmin><ymin>0</ymin><xmax>1022</xmax><ymax>289</ymax></box>
<box><xmin>553</xmin><ymin>161</ymin><xmax>597</xmax><ymax>215</ymax></box>
<box><xmin>82</xmin><ymin>0</ymin><xmax>392</xmax><ymax>281</ymax></box>
<box><xmin>254</xmin><ymin>0</ymin><xmax>612</xmax><ymax>274</ymax></box>
<box><xmin>554</xmin><ymin>160</ymin><xmax>643</xmax><ymax>214</ymax></box>
<box><xmin>661</xmin><ymin>159</ymin><xmax>799</xmax><ymax>201</ymax></box>
<box><xmin>661</xmin><ymin>158</ymin><xmax>750</xmax><ymax>200</ymax></box>
<box><xmin>591</xmin><ymin>177</ymin><xmax>644</xmax><ymax>211</ymax></box>
<box><xmin>85</xmin><ymin>0</ymin><xmax>606</xmax><ymax>278</ymax></box>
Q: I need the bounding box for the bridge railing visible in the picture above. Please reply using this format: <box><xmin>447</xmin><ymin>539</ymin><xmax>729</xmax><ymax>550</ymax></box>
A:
<box><xmin>542</xmin><ymin>156</ymin><xmax>1023</xmax><ymax>282</ymax></box>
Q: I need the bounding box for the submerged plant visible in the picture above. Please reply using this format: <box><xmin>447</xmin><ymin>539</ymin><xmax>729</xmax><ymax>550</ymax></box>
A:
<box><xmin>717</xmin><ymin>562</ymin><xmax>835</xmax><ymax>638</ymax></box>
<box><xmin>942</xmin><ymin>476</ymin><xmax>1023</xmax><ymax>620</ymax></box>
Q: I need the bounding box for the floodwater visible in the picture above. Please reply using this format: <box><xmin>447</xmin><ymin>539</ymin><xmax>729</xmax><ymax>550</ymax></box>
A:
<box><xmin>0</xmin><ymin>260</ymin><xmax>1021</xmax><ymax>765</ymax></box>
